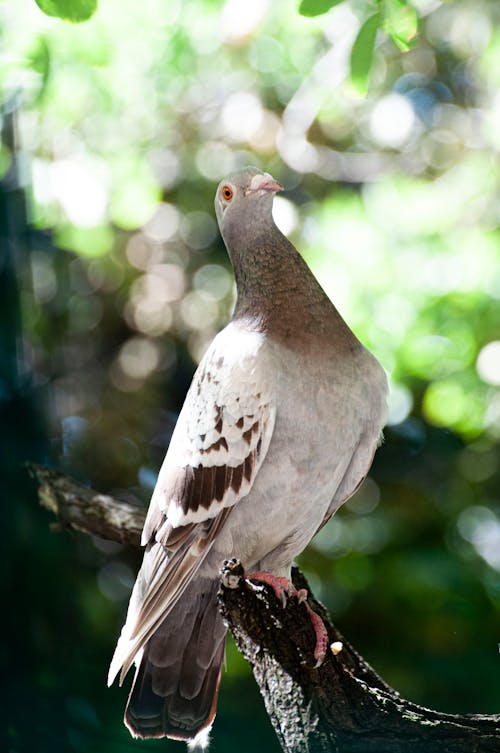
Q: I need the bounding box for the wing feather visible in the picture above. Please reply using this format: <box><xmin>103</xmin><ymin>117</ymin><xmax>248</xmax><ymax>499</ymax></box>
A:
<box><xmin>108</xmin><ymin>325</ymin><xmax>276</xmax><ymax>687</ymax></box>
<box><xmin>145</xmin><ymin>325</ymin><xmax>275</xmax><ymax>530</ymax></box>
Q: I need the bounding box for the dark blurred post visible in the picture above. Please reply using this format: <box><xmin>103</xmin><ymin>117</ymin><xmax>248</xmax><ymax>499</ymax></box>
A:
<box><xmin>1</xmin><ymin>96</ymin><xmax>47</xmax><ymax>565</ymax></box>
<box><xmin>1</xmin><ymin>93</ymin><xmax>51</xmax><ymax>750</ymax></box>
<box><xmin>0</xmin><ymin>95</ymin><xmax>25</xmax><ymax>392</ymax></box>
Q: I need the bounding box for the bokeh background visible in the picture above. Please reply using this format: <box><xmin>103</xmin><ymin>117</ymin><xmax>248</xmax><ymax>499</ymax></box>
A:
<box><xmin>2</xmin><ymin>0</ymin><xmax>500</xmax><ymax>751</ymax></box>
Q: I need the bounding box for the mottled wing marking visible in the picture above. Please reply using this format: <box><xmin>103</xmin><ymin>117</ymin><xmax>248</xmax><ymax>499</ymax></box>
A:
<box><xmin>143</xmin><ymin>324</ymin><xmax>276</xmax><ymax>534</ymax></box>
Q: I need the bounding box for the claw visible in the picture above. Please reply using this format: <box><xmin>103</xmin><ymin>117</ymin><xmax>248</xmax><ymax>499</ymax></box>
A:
<box><xmin>304</xmin><ymin>602</ymin><xmax>328</xmax><ymax>666</ymax></box>
<box><xmin>296</xmin><ymin>588</ymin><xmax>308</xmax><ymax>604</ymax></box>
<box><xmin>246</xmin><ymin>571</ymin><xmax>328</xmax><ymax>666</ymax></box>
<box><xmin>247</xmin><ymin>571</ymin><xmax>291</xmax><ymax>607</ymax></box>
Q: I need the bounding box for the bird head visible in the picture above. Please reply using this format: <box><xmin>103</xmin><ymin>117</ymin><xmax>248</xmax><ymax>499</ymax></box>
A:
<box><xmin>214</xmin><ymin>167</ymin><xmax>283</xmax><ymax>239</ymax></box>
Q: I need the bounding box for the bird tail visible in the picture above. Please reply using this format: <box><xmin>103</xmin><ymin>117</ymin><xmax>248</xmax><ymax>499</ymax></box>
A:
<box><xmin>123</xmin><ymin>578</ymin><xmax>227</xmax><ymax>743</ymax></box>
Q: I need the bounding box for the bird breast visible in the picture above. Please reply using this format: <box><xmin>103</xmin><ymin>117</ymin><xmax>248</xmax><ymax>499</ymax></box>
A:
<box><xmin>206</xmin><ymin>335</ymin><xmax>387</xmax><ymax>577</ymax></box>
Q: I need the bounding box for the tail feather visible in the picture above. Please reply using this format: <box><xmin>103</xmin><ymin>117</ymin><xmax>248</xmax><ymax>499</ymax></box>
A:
<box><xmin>107</xmin><ymin>540</ymin><xmax>205</xmax><ymax>687</ymax></box>
<box><xmin>124</xmin><ymin>578</ymin><xmax>226</xmax><ymax>741</ymax></box>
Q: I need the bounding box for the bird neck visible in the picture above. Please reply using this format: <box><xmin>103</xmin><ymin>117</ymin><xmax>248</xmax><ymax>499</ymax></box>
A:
<box><xmin>226</xmin><ymin>220</ymin><xmax>356</xmax><ymax>350</ymax></box>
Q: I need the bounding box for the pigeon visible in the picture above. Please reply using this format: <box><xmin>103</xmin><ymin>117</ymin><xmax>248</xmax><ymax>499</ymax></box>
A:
<box><xmin>108</xmin><ymin>166</ymin><xmax>388</xmax><ymax>746</ymax></box>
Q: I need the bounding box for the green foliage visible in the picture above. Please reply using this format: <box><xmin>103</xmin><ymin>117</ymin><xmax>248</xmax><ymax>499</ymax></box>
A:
<box><xmin>383</xmin><ymin>0</ymin><xmax>418</xmax><ymax>51</ymax></box>
<box><xmin>26</xmin><ymin>36</ymin><xmax>51</xmax><ymax>101</ymax></box>
<box><xmin>298</xmin><ymin>0</ymin><xmax>420</xmax><ymax>93</ymax></box>
<box><xmin>298</xmin><ymin>0</ymin><xmax>345</xmax><ymax>18</ymax></box>
<box><xmin>34</xmin><ymin>0</ymin><xmax>97</xmax><ymax>22</ymax></box>
<box><xmin>350</xmin><ymin>11</ymin><xmax>381</xmax><ymax>94</ymax></box>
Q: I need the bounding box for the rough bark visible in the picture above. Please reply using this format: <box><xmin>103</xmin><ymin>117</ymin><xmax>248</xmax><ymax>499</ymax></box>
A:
<box><xmin>29</xmin><ymin>463</ymin><xmax>500</xmax><ymax>753</ymax></box>
<box><xmin>219</xmin><ymin>561</ymin><xmax>499</xmax><ymax>753</ymax></box>
<box><xmin>29</xmin><ymin>464</ymin><xmax>144</xmax><ymax>546</ymax></box>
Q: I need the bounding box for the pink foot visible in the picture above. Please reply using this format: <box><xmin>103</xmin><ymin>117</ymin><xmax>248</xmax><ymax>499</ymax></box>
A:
<box><xmin>247</xmin><ymin>571</ymin><xmax>328</xmax><ymax>667</ymax></box>
<box><xmin>303</xmin><ymin>601</ymin><xmax>328</xmax><ymax>667</ymax></box>
<box><xmin>247</xmin><ymin>571</ymin><xmax>292</xmax><ymax>606</ymax></box>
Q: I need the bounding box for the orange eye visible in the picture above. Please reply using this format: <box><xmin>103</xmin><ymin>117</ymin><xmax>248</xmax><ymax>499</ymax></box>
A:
<box><xmin>222</xmin><ymin>185</ymin><xmax>233</xmax><ymax>201</ymax></box>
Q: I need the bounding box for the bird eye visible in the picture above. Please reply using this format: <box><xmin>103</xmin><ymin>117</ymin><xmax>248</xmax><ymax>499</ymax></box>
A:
<box><xmin>221</xmin><ymin>185</ymin><xmax>233</xmax><ymax>201</ymax></box>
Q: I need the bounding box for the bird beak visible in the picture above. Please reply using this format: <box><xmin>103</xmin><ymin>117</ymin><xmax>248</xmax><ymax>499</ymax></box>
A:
<box><xmin>246</xmin><ymin>172</ymin><xmax>284</xmax><ymax>196</ymax></box>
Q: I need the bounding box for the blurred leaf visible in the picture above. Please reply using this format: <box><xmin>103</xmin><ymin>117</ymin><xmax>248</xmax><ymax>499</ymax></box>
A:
<box><xmin>55</xmin><ymin>224</ymin><xmax>114</xmax><ymax>257</ymax></box>
<box><xmin>34</xmin><ymin>0</ymin><xmax>97</xmax><ymax>23</ymax></box>
<box><xmin>26</xmin><ymin>37</ymin><xmax>51</xmax><ymax>101</ymax></box>
<box><xmin>350</xmin><ymin>12</ymin><xmax>381</xmax><ymax>95</ymax></box>
<box><xmin>27</xmin><ymin>37</ymin><xmax>50</xmax><ymax>75</ymax></box>
<box><xmin>298</xmin><ymin>0</ymin><xmax>344</xmax><ymax>18</ymax></box>
<box><xmin>0</xmin><ymin>145</ymin><xmax>11</xmax><ymax>179</ymax></box>
<box><xmin>383</xmin><ymin>0</ymin><xmax>418</xmax><ymax>51</ymax></box>
<box><xmin>422</xmin><ymin>379</ymin><xmax>470</xmax><ymax>431</ymax></box>
<box><xmin>109</xmin><ymin>158</ymin><xmax>161</xmax><ymax>230</ymax></box>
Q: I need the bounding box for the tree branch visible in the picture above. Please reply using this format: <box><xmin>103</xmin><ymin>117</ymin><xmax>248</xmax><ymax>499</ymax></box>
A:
<box><xmin>28</xmin><ymin>463</ymin><xmax>144</xmax><ymax>546</ymax></box>
<box><xmin>29</xmin><ymin>463</ymin><xmax>500</xmax><ymax>753</ymax></box>
<box><xmin>219</xmin><ymin>562</ymin><xmax>499</xmax><ymax>753</ymax></box>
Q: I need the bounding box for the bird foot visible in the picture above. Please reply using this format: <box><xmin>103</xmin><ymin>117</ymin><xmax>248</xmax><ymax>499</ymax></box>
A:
<box><xmin>247</xmin><ymin>571</ymin><xmax>328</xmax><ymax>667</ymax></box>
<box><xmin>247</xmin><ymin>571</ymin><xmax>294</xmax><ymax>607</ymax></box>
<box><xmin>303</xmin><ymin>600</ymin><xmax>328</xmax><ymax>667</ymax></box>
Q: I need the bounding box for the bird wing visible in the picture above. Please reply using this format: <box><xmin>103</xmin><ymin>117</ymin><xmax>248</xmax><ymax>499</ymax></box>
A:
<box><xmin>108</xmin><ymin>323</ymin><xmax>276</xmax><ymax>686</ymax></box>
<box><xmin>145</xmin><ymin>326</ymin><xmax>275</xmax><ymax>533</ymax></box>
<box><xmin>315</xmin><ymin>404</ymin><xmax>387</xmax><ymax>534</ymax></box>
